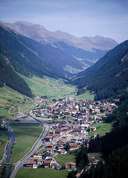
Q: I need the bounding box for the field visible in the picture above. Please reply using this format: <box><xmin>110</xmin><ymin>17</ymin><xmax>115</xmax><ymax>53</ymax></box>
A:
<box><xmin>23</xmin><ymin>76</ymin><xmax>76</xmax><ymax>99</ymax></box>
<box><xmin>0</xmin><ymin>128</ymin><xmax>8</xmax><ymax>160</ymax></box>
<box><xmin>11</xmin><ymin>124</ymin><xmax>42</xmax><ymax>163</ymax></box>
<box><xmin>16</xmin><ymin>168</ymin><xmax>68</xmax><ymax>178</ymax></box>
<box><xmin>0</xmin><ymin>86</ymin><xmax>33</xmax><ymax>118</ymax></box>
<box><xmin>75</xmin><ymin>90</ymin><xmax>95</xmax><ymax>100</ymax></box>
<box><xmin>0</xmin><ymin>76</ymin><xmax>94</xmax><ymax>119</ymax></box>
<box><xmin>89</xmin><ymin>122</ymin><xmax>112</xmax><ymax>137</ymax></box>
<box><xmin>55</xmin><ymin>153</ymin><xmax>76</xmax><ymax>166</ymax></box>
<box><xmin>23</xmin><ymin>75</ymin><xmax>94</xmax><ymax>100</ymax></box>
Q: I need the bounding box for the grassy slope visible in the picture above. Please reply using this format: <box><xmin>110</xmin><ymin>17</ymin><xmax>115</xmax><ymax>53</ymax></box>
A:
<box><xmin>23</xmin><ymin>75</ymin><xmax>94</xmax><ymax>100</ymax></box>
<box><xmin>16</xmin><ymin>168</ymin><xmax>68</xmax><ymax>178</ymax></box>
<box><xmin>0</xmin><ymin>76</ymin><xmax>94</xmax><ymax>119</ymax></box>
<box><xmin>0</xmin><ymin>86</ymin><xmax>33</xmax><ymax>118</ymax></box>
<box><xmin>76</xmin><ymin>90</ymin><xmax>95</xmax><ymax>100</ymax></box>
<box><xmin>23</xmin><ymin>76</ymin><xmax>76</xmax><ymax>98</ymax></box>
<box><xmin>55</xmin><ymin>153</ymin><xmax>76</xmax><ymax>166</ymax></box>
<box><xmin>89</xmin><ymin>122</ymin><xmax>112</xmax><ymax>137</ymax></box>
<box><xmin>11</xmin><ymin>124</ymin><xmax>42</xmax><ymax>163</ymax></box>
<box><xmin>0</xmin><ymin>129</ymin><xmax>8</xmax><ymax>160</ymax></box>
<box><xmin>95</xmin><ymin>123</ymin><xmax>112</xmax><ymax>136</ymax></box>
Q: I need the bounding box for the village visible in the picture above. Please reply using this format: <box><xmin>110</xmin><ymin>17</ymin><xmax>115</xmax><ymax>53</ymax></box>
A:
<box><xmin>32</xmin><ymin>96</ymin><xmax>117</xmax><ymax>122</ymax></box>
<box><xmin>22</xmin><ymin>97</ymin><xmax>117</xmax><ymax>171</ymax></box>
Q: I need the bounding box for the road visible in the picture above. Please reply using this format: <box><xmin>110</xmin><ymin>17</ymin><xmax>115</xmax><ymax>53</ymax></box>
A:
<box><xmin>1</xmin><ymin>124</ymin><xmax>15</xmax><ymax>164</ymax></box>
<box><xmin>9</xmin><ymin>124</ymin><xmax>49</xmax><ymax>178</ymax></box>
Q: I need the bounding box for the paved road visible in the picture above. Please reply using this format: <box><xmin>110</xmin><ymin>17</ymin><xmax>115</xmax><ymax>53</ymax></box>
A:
<box><xmin>1</xmin><ymin>124</ymin><xmax>15</xmax><ymax>164</ymax></box>
<box><xmin>10</xmin><ymin>124</ymin><xmax>49</xmax><ymax>178</ymax></box>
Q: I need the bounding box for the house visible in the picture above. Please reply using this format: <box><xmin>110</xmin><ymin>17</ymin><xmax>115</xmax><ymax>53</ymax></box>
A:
<box><xmin>45</xmin><ymin>156</ymin><xmax>53</xmax><ymax>160</ymax></box>
<box><xmin>24</xmin><ymin>159</ymin><xmax>37</xmax><ymax>168</ymax></box>
<box><xmin>43</xmin><ymin>160</ymin><xmax>52</xmax><ymax>168</ymax></box>
<box><xmin>50</xmin><ymin>160</ymin><xmax>61</xmax><ymax>169</ymax></box>
<box><xmin>70</xmin><ymin>143</ymin><xmax>80</xmax><ymax>151</ymax></box>
<box><xmin>46</xmin><ymin>144</ymin><xmax>53</xmax><ymax>152</ymax></box>
<box><xmin>55</xmin><ymin>129</ymin><xmax>61</xmax><ymax>135</ymax></box>
<box><xmin>57</xmin><ymin>148</ymin><xmax>66</xmax><ymax>154</ymax></box>
<box><xmin>33</xmin><ymin>164</ymin><xmax>38</xmax><ymax>169</ymax></box>
<box><xmin>65</xmin><ymin>162</ymin><xmax>76</xmax><ymax>170</ymax></box>
<box><xmin>90</xmin><ymin>127</ymin><xmax>96</xmax><ymax>132</ymax></box>
<box><xmin>43</xmin><ymin>156</ymin><xmax>53</xmax><ymax>168</ymax></box>
<box><xmin>43</xmin><ymin>136</ymin><xmax>53</xmax><ymax>142</ymax></box>
<box><xmin>33</xmin><ymin>155</ymin><xmax>42</xmax><ymax>160</ymax></box>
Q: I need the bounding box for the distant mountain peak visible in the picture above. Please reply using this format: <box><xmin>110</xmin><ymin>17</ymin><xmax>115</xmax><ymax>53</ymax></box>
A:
<box><xmin>3</xmin><ymin>21</ymin><xmax>118</xmax><ymax>51</ymax></box>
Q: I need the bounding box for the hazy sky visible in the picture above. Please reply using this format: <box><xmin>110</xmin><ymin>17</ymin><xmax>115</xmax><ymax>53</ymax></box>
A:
<box><xmin>0</xmin><ymin>0</ymin><xmax>128</xmax><ymax>42</ymax></box>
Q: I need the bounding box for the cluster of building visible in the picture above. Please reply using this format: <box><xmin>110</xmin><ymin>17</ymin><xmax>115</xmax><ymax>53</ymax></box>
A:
<box><xmin>43</xmin><ymin>123</ymin><xmax>84</xmax><ymax>153</ymax></box>
<box><xmin>24</xmin><ymin>122</ymin><xmax>84</xmax><ymax>170</ymax></box>
<box><xmin>24</xmin><ymin>97</ymin><xmax>117</xmax><ymax>171</ymax></box>
<box><xmin>24</xmin><ymin>155</ymin><xmax>61</xmax><ymax>169</ymax></box>
<box><xmin>32</xmin><ymin>97</ymin><xmax>117</xmax><ymax>126</ymax></box>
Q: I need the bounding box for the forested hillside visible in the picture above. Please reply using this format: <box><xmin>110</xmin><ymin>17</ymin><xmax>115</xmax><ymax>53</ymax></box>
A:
<box><xmin>73</xmin><ymin>41</ymin><xmax>128</xmax><ymax>99</ymax></box>
<box><xmin>0</xmin><ymin>24</ymin><xmax>76</xmax><ymax>99</ymax></box>
<box><xmin>0</xmin><ymin>53</ymin><xmax>32</xmax><ymax>97</ymax></box>
<box><xmin>0</xmin><ymin>25</ymin><xmax>57</xmax><ymax>79</ymax></box>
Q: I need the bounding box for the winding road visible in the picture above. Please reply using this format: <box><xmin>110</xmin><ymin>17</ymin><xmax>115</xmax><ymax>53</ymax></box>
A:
<box><xmin>9</xmin><ymin>124</ymin><xmax>49</xmax><ymax>178</ymax></box>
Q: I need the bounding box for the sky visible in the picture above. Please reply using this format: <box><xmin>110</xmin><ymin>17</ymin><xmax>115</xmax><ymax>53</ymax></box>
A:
<box><xmin>0</xmin><ymin>0</ymin><xmax>128</xmax><ymax>42</ymax></box>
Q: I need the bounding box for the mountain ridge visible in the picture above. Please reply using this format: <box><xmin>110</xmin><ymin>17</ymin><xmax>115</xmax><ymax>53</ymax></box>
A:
<box><xmin>0</xmin><ymin>21</ymin><xmax>119</xmax><ymax>98</ymax></box>
<box><xmin>1</xmin><ymin>21</ymin><xmax>118</xmax><ymax>74</ymax></box>
<box><xmin>4</xmin><ymin>21</ymin><xmax>118</xmax><ymax>51</ymax></box>
<box><xmin>72</xmin><ymin>40</ymin><xmax>128</xmax><ymax>99</ymax></box>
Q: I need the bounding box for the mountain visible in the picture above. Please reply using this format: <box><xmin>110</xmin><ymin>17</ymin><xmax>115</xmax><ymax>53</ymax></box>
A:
<box><xmin>0</xmin><ymin>23</ymin><xmax>90</xmax><ymax>79</ymax></box>
<box><xmin>0</xmin><ymin>24</ymin><xmax>77</xmax><ymax>98</ymax></box>
<box><xmin>0</xmin><ymin>53</ymin><xmax>32</xmax><ymax>97</ymax></box>
<box><xmin>3</xmin><ymin>21</ymin><xmax>118</xmax><ymax>72</ymax></box>
<box><xmin>0</xmin><ymin>24</ymin><xmax>77</xmax><ymax>80</ymax></box>
<box><xmin>0</xmin><ymin>21</ymin><xmax>118</xmax><ymax>98</ymax></box>
<box><xmin>0</xmin><ymin>24</ymin><xmax>63</xmax><ymax>97</ymax></box>
<box><xmin>5</xmin><ymin>21</ymin><xmax>117</xmax><ymax>51</ymax></box>
<box><xmin>72</xmin><ymin>40</ymin><xmax>128</xmax><ymax>99</ymax></box>
<box><xmin>0</xmin><ymin>25</ymin><xmax>61</xmax><ymax>77</ymax></box>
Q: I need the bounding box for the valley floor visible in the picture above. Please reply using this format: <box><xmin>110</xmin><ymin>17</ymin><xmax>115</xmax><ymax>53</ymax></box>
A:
<box><xmin>0</xmin><ymin>128</ymin><xmax>8</xmax><ymax>160</ymax></box>
<box><xmin>23</xmin><ymin>76</ymin><xmax>76</xmax><ymax>99</ymax></box>
<box><xmin>0</xmin><ymin>75</ymin><xmax>94</xmax><ymax>119</ymax></box>
<box><xmin>11</xmin><ymin>124</ymin><xmax>42</xmax><ymax>163</ymax></box>
<box><xmin>16</xmin><ymin>168</ymin><xmax>68</xmax><ymax>178</ymax></box>
<box><xmin>0</xmin><ymin>76</ymin><xmax>96</xmax><ymax>178</ymax></box>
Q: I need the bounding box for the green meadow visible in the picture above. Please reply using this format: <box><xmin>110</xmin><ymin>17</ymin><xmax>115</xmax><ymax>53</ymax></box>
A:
<box><xmin>16</xmin><ymin>168</ymin><xmax>68</xmax><ymax>178</ymax></box>
<box><xmin>55</xmin><ymin>153</ymin><xmax>76</xmax><ymax>166</ymax></box>
<box><xmin>89</xmin><ymin>122</ymin><xmax>112</xmax><ymax>137</ymax></box>
<box><xmin>11</xmin><ymin>124</ymin><xmax>42</xmax><ymax>163</ymax></box>
<box><xmin>23</xmin><ymin>76</ymin><xmax>76</xmax><ymax>99</ymax></box>
<box><xmin>0</xmin><ymin>86</ymin><xmax>33</xmax><ymax>118</ymax></box>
